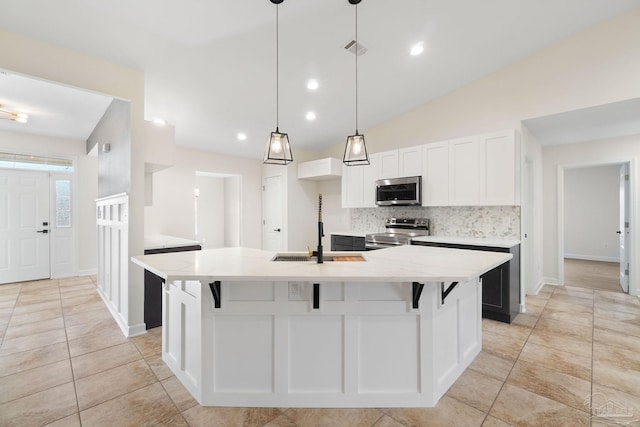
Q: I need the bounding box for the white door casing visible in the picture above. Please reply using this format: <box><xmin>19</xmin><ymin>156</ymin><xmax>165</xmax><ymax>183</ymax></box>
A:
<box><xmin>262</xmin><ymin>175</ymin><xmax>284</xmax><ymax>251</ymax></box>
<box><xmin>619</xmin><ymin>164</ymin><xmax>630</xmax><ymax>292</ymax></box>
<box><xmin>0</xmin><ymin>170</ymin><xmax>50</xmax><ymax>284</ymax></box>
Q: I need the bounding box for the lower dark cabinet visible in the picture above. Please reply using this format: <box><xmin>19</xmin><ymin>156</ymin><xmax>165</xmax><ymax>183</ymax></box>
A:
<box><xmin>143</xmin><ymin>244</ymin><xmax>201</xmax><ymax>329</ymax></box>
<box><xmin>331</xmin><ymin>235</ymin><xmax>365</xmax><ymax>251</ymax></box>
<box><xmin>411</xmin><ymin>240</ymin><xmax>520</xmax><ymax>323</ymax></box>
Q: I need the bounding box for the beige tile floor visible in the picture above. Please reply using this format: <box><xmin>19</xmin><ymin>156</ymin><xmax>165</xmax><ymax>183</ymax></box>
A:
<box><xmin>1</xmin><ymin>276</ymin><xmax>640</xmax><ymax>426</ymax></box>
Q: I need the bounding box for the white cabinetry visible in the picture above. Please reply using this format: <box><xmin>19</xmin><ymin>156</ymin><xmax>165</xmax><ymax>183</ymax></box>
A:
<box><xmin>422</xmin><ymin>141</ymin><xmax>449</xmax><ymax>206</ymax></box>
<box><xmin>341</xmin><ymin>153</ymin><xmax>378</xmax><ymax>208</ymax></box>
<box><xmin>298</xmin><ymin>158</ymin><xmax>342</xmax><ymax>181</ymax></box>
<box><xmin>399</xmin><ymin>146</ymin><xmax>423</xmax><ymax>177</ymax></box>
<box><xmin>378</xmin><ymin>150</ymin><xmax>399</xmax><ymax>179</ymax></box>
<box><xmin>340</xmin><ymin>129</ymin><xmax>520</xmax><ymax>209</ymax></box>
<box><xmin>479</xmin><ymin>130</ymin><xmax>519</xmax><ymax>205</ymax></box>
<box><xmin>448</xmin><ymin>136</ymin><xmax>480</xmax><ymax>206</ymax></box>
<box><xmin>362</xmin><ymin>153</ymin><xmax>379</xmax><ymax>207</ymax></box>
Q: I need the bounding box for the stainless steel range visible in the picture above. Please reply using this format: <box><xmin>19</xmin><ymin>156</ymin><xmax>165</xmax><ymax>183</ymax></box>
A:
<box><xmin>365</xmin><ymin>217</ymin><xmax>430</xmax><ymax>250</ymax></box>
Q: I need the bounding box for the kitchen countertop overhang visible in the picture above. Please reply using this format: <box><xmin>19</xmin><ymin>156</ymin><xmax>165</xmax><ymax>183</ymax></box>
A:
<box><xmin>132</xmin><ymin>245</ymin><xmax>512</xmax><ymax>284</ymax></box>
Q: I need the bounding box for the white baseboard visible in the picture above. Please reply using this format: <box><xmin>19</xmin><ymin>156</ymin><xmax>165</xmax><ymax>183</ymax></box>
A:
<box><xmin>543</xmin><ymin>277</ymin><xmax>562</xmax><ymax>286</ymax></box>
<box><xmin>564</xmin><ymin>254</ymin><xmax>619</xmax><ymax>263</ymax></box>
<box><xmin>96</xmin><ymin>287</ymin><xmax>147</xmax><ymax>338</ymax></box>
<box><xmin>76</xmin><ymin>269</ymin><xmax>97</xmax><ymax>277</ymax></box>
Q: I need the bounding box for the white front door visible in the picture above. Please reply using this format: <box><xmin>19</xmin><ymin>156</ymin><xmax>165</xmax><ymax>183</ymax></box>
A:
<box><xmin>0</xmin><ymin>170</ymin><xmax>50</xmax><ymax>284</ymax></box>
<box><xmin>619</xmin><ymin>164</ymin><xmax>630</xmax><ymax>292</ymax></box>
<box><xmin>262</xmin><ymin>175</ymin><xmax>284</xmax><ymax>251</ymax></box>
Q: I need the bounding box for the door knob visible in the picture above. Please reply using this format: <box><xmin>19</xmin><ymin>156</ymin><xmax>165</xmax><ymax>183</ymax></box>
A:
<box><xmin>37</xmin><ymin>229</ymin><xmax>49</xmax><ymax>234</ymax></box>
<box><xmin>274</xmin><ymin>228</ymin><xmax>281</xmax><ymax>232</ymax></box>
<box><xmin>616</xmin><ymin>230</ymin><xmax>622</xmax><ymax>234</ymax></box>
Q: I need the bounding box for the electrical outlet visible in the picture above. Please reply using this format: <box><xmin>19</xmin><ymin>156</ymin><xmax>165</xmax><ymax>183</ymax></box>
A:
<box><xmin>289</xmin><ymin>282</ymin><xmax>301</xmax><ymax>300</ymax></box>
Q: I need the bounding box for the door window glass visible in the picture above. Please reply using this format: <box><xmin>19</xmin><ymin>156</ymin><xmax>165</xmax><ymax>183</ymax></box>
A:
<box><xmin>55</xmin><ymin>180</ymin><xmax>72</xmax><ymax>228</ymax></box>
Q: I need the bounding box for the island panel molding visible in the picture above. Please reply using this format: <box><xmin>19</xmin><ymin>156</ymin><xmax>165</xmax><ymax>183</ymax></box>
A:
<box><xmin>132</xmin><ymin>246</ymin><xmax>511</xmax><ymax>408</ymax></box>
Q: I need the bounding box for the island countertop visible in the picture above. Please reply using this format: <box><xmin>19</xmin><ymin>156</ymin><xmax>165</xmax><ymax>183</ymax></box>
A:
<box><xmin>132</xmin><ymin>244</ymin><xmax>512</xmax><ymax>283</ymax></box>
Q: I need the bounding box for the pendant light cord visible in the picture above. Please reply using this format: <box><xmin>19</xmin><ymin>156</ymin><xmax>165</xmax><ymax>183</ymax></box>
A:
<box><xmin>276</xmin><ymin>3</ymin><xmax>279</xmax><ymax>130</ymax></box>
<box><xmin>355</xmin><ymin>3</ymin><xmax>359</xmax><ymax>134</ymax></box>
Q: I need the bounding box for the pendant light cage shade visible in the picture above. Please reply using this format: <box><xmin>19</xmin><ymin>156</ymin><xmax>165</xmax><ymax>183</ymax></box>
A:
<box><xmin>343</xmin><ymin>0</ymin><xmax>369</xmax><ymax>166</ymax></box>
<box><xmin>343</xmin><ymin>133</ymin><xmax>369</xmax><ymax>165</ymax></box>
<box><xmin>264</xmin><ymin>129</ymin><xmax>293</xmax><ymax>165</ymax></box>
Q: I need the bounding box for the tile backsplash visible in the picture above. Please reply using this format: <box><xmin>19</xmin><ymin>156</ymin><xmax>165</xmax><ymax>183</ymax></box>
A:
<box><xmin>351</xmin><ymin>206</ymin><xmax>521</xmax><ymax>239</ymax></box>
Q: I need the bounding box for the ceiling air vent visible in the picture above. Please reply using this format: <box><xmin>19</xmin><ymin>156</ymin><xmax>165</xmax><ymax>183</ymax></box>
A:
<box><xmin>344</xmin><ymin>39</ymin><xmax>367</xmax><ymax>56</ymax></box>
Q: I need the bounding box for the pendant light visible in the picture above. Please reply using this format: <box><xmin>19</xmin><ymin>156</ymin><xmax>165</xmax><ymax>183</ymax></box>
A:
<box><xmin>264</xmin><ymin>0</ymin><xmax>293</xmax><ymax>165</ymax></box>
<box><xmin>343</xmin><ymin>0</ymin><xmax>369</xmax><ymax>166</ymax></box>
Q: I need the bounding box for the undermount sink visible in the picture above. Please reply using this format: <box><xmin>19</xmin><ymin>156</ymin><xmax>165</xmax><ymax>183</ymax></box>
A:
<box><xmin>272</xmin><ymin>255</ymin><xmax>334</xmax><ymax>262</ymax></box>
<box><xmin>271</xmin><ymin>254</ymin><xmax>366</xmax><ymax>262</ymax></box>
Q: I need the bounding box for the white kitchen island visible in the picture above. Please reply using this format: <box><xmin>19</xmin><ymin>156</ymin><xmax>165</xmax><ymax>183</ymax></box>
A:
<box><xmin>131</xmin><ymin>245</ymin><xmax>511</xmax><ymax>408</ymax></box>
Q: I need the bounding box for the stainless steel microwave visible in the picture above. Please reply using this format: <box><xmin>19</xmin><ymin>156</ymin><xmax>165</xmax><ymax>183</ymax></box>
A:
<box><xmin>375</xmin><ymin>176</ymin><xmax>422</xmax><ymax>206</ymax></box>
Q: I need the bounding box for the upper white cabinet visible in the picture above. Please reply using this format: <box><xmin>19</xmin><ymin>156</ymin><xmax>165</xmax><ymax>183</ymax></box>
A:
<box><xmin>422</xmin><ymin>130</ymin><xmax>520</xmax><ymax>207</ymax></box>
<box><xmin>340</xmin><ymin>129</ymin><xmax>520</xmax><ymax>209</ymax></box>
<box><xmin>479</xmin><ymin>130</ymin><xmax>520</xmax><ymax>205</ymax></box>
<box><xmin>378</xmin><ymin>150</ymin><xmax>399</xmax><ymax>179</ymax></box>
<box><xmin>298</xmin><ymin>158</ymin><xmax>342</xmax><ymax>181</ymax></box>
<box><xmin>422</xmin><ymin>141</ymin><xmax>449</xmax><ymax>206</ymax></box>
<box><xmin>341</xmin><ymin>153</ymin><xmax>378</xmax><ymax>208</ymax></box>
<box><xmin>362</xmin><ymin>153</ymin><xmax>379</xmax><ymax>207</ymax></box>
<box><xmin>398</xmin><ymin>146</ymin><xmax>423</xmax><ymax>177</ymax></box>
<box><xmin>449</xmin><ymin>136</ymin><xmax>480</xmax><ymax>206</ymax></box>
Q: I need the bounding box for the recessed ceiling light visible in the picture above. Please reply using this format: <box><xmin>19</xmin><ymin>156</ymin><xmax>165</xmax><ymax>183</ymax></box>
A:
<box><xmin>15</xmin><ymin>113</ymin><xmax>28</xmax><ymax>123</ymax></box>
<box><xmin>237</xmin><ymin>133</ymin><xmax>247</xmax><ymax>141</ymax></box>
<box><xmin>306</xmin><ymin>112</ymin><xmax>316</xmax><ymax>121</ymax></box>
<box><xmin>410</xmin><ymin>43</ymin><xmax>424</xmax><ymax>56</ymax></box>
<box><xmin>153</xmin><ymin>118</ymin><xmax>167</xmax><ymax>126</ymax></box>
<box><xmin>307</xmin><ymin>79</ymin><xmax>319</xmax><ymax>91</ymax></box>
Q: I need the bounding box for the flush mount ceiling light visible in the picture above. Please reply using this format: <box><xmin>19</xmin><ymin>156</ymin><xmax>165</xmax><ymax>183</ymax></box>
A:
<box><xmin>0</xmin><ymin>104</ymin><xmax>28</xmax><ymax>123</ymax></box>
<box><xmin>343</xmin><ymin>0</ymin><xmax>370</xmax><ymax>166</ymax></box>
<box><xmin>264</xmin><ymin>0</ymin><xmax>293</xmax><ymax>165</ymax></box>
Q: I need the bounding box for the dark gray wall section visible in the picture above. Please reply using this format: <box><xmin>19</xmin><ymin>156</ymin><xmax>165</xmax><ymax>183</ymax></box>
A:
<box><xmin>88</xmin><ymin>99</ymin><xmax>131</xmax><ymax>198</ymax></box>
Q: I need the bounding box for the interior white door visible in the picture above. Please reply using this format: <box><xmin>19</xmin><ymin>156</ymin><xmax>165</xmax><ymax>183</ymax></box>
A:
<box><xmin>0</xmin><ymin>170</ymin><xmax>50</xmax><ymax>284</ymax></box>
<box><xmin>262</xmin><ymin>175</ymin><xmax>284</xmax><ymax>251</ymax></box>
<box><xmin>619</xmin><ymin>164</ymin><xmax>630</xmax><ymax>292</ymax></box>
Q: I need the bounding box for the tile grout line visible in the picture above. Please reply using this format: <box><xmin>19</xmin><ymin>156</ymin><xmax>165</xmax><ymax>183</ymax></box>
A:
<box><xmin>480</xmin><ymin>287</ymin><xmax>549</xmax><ymax>426</ymax></box>
<box><xmin>589</xmin><ymin>289</ymin><xmax>595</xmax><ymax>427</ymax></box>
<box><xmin>59</xmin><ymin>279</ymin><xmax>83</xmax><ymax>426</ymax></box>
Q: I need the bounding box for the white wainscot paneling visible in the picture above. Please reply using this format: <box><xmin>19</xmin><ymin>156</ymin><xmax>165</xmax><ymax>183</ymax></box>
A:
<box><xmin>96</xmin><ymin>193</ymin><xmax>129</xmax><ymax>336</ymax></box>
<box><xmin>226</xmin><ymin>281</ymin><xmax>274</xmax><ymax>301</ymax></box>
<box><xmin>213</xmin><ymin>315</ymin><xmax>274</xmax><ymax>393</ymax></box>
<box><xmin>289</xmin><ymin>315</ymin><xmax>343</xmax><ymax>393</ymax></box>
<box><xmin>358</xmin><ymin>316</ymin><xmax>419</xmax><ymax>393</ymax></box>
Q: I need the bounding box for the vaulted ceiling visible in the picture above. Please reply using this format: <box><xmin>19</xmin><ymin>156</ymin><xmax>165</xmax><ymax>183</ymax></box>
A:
<box><xmin>1</xmin><ymin>1</ymin><xmax>639</xmax><ymax>157</ymax></box>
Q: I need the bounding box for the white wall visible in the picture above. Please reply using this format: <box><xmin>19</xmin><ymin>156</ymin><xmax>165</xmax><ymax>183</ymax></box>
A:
<box><xmin>521</xmin><ymin>126</ymin><xmax>544</xmax><ymax>295</ymax></box>
<box><xmin>0</xmin><ymin>130</ymin><xmax>98</xmax><ymax>275</ymax></box>
<box><xmin>224</xmin><ymin>176</ymin><xmax>241</xmax><ymax>247</ymax></box>
<box><xmin>196</xmin><ymin>175</ymin><xmax>225</xmax><ymax>249</ymax></box>
<box><xmin>144</xmin><ymin>146</ymin><xmax>263</xmax><ymax>249</ymax></box>
<box><xmin>564</xmin><ymin>165</ymin><xmax>621</xmax><ymax>262</ymax></box>
<box><xmin>543</xmin><ymin>134</ymin><xmax>640</xmax><ymax>294</ymax></box>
